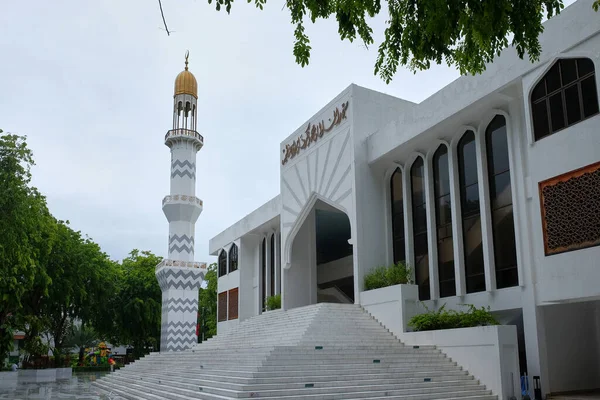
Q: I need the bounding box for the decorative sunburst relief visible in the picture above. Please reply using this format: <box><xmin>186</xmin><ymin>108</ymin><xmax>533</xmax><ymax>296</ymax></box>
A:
<box><xmin>280</xmin><ymin>127</ymin><xmax>354</xmax><ymax>257</ymax></box>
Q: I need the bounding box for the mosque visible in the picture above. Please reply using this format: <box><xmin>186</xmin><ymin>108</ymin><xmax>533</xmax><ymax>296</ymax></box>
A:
<box><xmin>207</xmin><ymin>0</ymin><xmax>600</xmax><ymax>397</ymax></box>
<box><xmin>141</xmin><ymin>1</ymin><xmax>600</xmax><ymax>399</ymax></box>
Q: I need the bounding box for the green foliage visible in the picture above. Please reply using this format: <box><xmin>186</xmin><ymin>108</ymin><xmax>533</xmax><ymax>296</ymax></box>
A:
<box><xmin>364</xmin><ymin>262</ymin><xmax>412</xmax><ymax>291</ymax></box>
<box><xmin>199</xmin><ymin>0</ymin><xmax>584</xmax><ymax>82</ymax></box>
<box><xmin>0</xmin><ymin>132</ymin><xmax>56</xmax><ymax>362</ymax></box>
<box><xmin>408</xmin><ymin>304</ymin><xmax>499</xmax><ymax>332</ymax></box>
<box><xmin>265</xmin><ymin>294</ymin><xmax>281</xmax><ymax>311</ymax></box>
<box><xmin>109</xmin><ymin>250</ymin><xmax>162</xmax><ymax>357</ymax></box>
<box><xmin>199</xmin><ymin>263</ymin><xmax>217</xmax><ymax>340</ymax></box>
<box><xmin>594</xmin><ymin>0</ymin><xmax>600</xmax><ymax>11</ymax></box>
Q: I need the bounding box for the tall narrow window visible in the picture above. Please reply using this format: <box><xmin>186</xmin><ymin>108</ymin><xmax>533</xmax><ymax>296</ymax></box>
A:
<box><xmin>531</xmin><ymin>58</ymin><xmax>598</xmax><ymax>141</ymax></box>
<box><xmin>270</xmin><ymin>234</ymin><xmax>275</xmax><ymax>296</ymax></box>
<box><xmin>433</xmin><ymin>145</ymin><xmax>455</xmax><ymax>297</ymax></box>
<box><xmin>228</xmin><ymin>243</ymin><xmax>238</xmax><ymax>273</ymax></box>
<box><xmin>458</xmin><ymin>131</ymin><xmax>486</xmax><ymax>293</ymax></box>
<box><xmin>411</xmin><ymin>157</ymin><xmax>430</xmax><ymax>300</ymax></box>
<box><xmin>390</xmin><ymin>168</ymin><xmax>406</xmax><ymax>264</ymax></box>
<box><xmin>486</xmin><ymin>116</ymin><xmax>518</xmax><ymax>288</ymax></box>
<box><xmin>261</xmin><ymin>238</ymin><xmax>266</xmax><ymax>310</ymax></box>
<box><xmin>218</xmin><ymin>250</ymin><xmax>227</xmax><ymax>277</ymax></box>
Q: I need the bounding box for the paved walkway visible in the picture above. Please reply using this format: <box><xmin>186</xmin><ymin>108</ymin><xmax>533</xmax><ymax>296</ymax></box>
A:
<box><xmin>0</xmin><ymin>372</ymin><xmax>124</xmax><ymax>399</ymax></box>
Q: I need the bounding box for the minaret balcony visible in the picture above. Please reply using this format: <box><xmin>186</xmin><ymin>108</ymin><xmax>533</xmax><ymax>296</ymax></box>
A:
<box><xmin>156</xmin><ymin>259</ymin><xmax>207</xmax><ymax>272</ymax></box>
<box><xmin>162</xmin><ymin>195</ymin><xmax>203</xmax><ymax>223</ymax></box>
<box><xmin>165</xmin><ymin>128</ymin><xmax>204</xmax><ymax>150</ymax></box>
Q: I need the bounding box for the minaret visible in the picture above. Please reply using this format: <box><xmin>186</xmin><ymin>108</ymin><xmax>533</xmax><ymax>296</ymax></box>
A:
<box><xmin>155</xmin><ymin>51</ymin><xmax>206</xmax><ymax>352</ymax></box>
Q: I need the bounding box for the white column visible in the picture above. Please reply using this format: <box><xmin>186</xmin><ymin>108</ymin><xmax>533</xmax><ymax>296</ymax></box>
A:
<box><xmin>265</xmin><ymin>233</ymin><xmax>273</xmax><ymax>299</ymax></box>
<box><xmin>276</xmin><ymin>230</ymin><xmax>282</xmax><ymax>295</ymax></box>
<box><xmin>449</xmin><ymin>141</ymin><xmax>466</xmax><ymax>296</ymax></box>
<box><xmin>403</xmin><ymin>163</ymin><xmax>415</xmax><ymax>283</ymax></box>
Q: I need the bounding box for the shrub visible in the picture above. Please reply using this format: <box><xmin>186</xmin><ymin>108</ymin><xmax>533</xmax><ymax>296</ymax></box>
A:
<box><xmin>364</xmin><ymin>262</ymin><xmax>413</xmax><ymax>291</ymax></box>
<box><xmin>265</xmin><ymin>294</ymin><xmax>281</xmax><ymax>311</ymax></box>
<box><xmin>408</xmin><ymin>304</ymin><xmax>499</xmax><ymax>332</ymax></box>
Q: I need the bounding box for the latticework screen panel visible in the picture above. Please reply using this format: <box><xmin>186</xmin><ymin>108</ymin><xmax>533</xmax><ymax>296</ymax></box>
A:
<box><xmin>539</xmin><ymin>161</ymin><xmax>600</xmax><ymax>255</ymax></box>
<box><xmin>228</xmin><ymin>288</ymin><xmax>239</xmax><ymax>320</ymax></box>
<box><xmin>217</xmin><ymin>291</ymin><xmax>227</xmax><ymax>322</ymax></box>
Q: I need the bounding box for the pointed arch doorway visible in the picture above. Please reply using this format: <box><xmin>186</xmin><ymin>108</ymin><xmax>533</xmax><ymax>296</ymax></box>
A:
<box><xmin>284</xmin><ymin>198</ymin><xmax>354</xmax><ymax>310</ymax></box>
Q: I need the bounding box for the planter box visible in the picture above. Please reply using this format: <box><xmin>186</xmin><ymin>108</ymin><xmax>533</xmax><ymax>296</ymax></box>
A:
<box><xmin>399</xmin><ymin>325</ymin><xmax>520</xmax><ymax>400</ymax></box>
<box><xmin>359</xmin><ymin>284</ymin><xmax>420</xmax><ymax>336</ymax></box>
<box><xmin>55</xmin><ymin>367</ymin><xmax>72</xmax><ymax>380</ymax></box>
<box><xmin>16</xmin><ymin>367</ymin><xmax>73</xmax><ymax>383</ymax></box>
<box><xmin>18</xmin><ymin>368</ymin><xmax>57</xmax><ymax>383</ymax></box>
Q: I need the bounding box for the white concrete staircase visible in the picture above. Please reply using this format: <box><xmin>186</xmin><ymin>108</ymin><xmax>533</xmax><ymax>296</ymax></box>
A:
<box><xmin>94</xmin><ymin>303</ymin><xmax>496</xmax><ymax>400</ymax></box>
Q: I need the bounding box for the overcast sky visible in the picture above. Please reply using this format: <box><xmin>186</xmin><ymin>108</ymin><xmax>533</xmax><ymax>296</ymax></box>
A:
<box><xmin>1</xmin><ymin>0</ymin><xmax>471</xmax><ymax>264</ymax></box>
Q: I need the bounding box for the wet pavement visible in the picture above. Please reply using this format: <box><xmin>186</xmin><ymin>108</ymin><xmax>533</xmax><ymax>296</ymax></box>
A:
<box><xmin>0</xmin><ymin>372</ymin><xmax>125</xmax><ymax>400</ymax></box>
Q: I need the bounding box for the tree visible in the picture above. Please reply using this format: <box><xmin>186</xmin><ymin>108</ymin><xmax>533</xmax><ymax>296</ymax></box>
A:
<box><xmin>110</xmin><ymin>250</ymin><xmax>162</xmax><ymax>358</ymax></box>
<box><xmin>195</xmin><ymin>0</ymin><xmax>600</xmax><ymax>82</ymax></box>
<box><xmin>0</xmin><ymin>132</ymin><xmax>56</xmax><ymax>362</ymax></box>
<box><xmin>63</xmin><ymin>324</ymin><xmax>99</xmax><ymax>365</ymax></box>
<box><xmin>198</xmin><ymin>263</ymin><xmax>217</xmax><ymax>340</ymax></box>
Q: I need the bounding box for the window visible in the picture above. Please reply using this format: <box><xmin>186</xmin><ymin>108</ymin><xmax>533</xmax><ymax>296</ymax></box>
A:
<box><xmin>458</xmin><ymin>130</ymin><xmax>486</xmax><ymax>294</ymax></box>
<box><xmin>228</xmin><ymin>243</ymin><xmax>238</xmax><ymax>273</ymax></box>
<box><xmin>270</xmin><ymin>234</ymin><xmax>275</xmax><ymax>296</ymax></box>
<box><xmin>411</xmin><ymin>157</ymin><xmax>430</xmax><ymax>300</ymax></box>
<box><xmin>539</xmin><ymin>161</ymin><xmax>600</xmax><ymax>255</ymax></box>
<box><xmin>228</xmin><ymin>288</ymin><xmax>239</xmax><ymax>320</ymax></box>
<box><xmin>486</xmin><ymin>116</ymin><xmax>518</xmax><ymax>288</ymax></box>
<box><xmin>390</xmin><ymin>168</ymin><xmax>406</xmax><ymax>264</ymax></box>
<box><xmin>531</xmin><ymin>58</ymin><xmax>598</xmax><ymax>141</ymax></box>
<box><xmin>218</xmin><ymin>250</ymin><xmax>227</xmax><ymax>277</ymax></box>
<box><xmin>261</xmin><ymin>238</ymin><xmax>266</xmax><ymax>310</ymax></box>
<box><xmin>217</xmin><ymin>291</ymin><xmax>227</xmax><ymax>322</ymax></box>
<box><xmin>433</xmin><ymin>145</ymin><xmax>455</xmax><ymax>297</ymax></box>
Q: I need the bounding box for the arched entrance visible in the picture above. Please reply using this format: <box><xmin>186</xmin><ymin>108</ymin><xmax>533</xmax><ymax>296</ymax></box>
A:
<box><xmin>284</xmin><ymin>199</ymin><xmax>354</xmax><ymax>310</ymax></box>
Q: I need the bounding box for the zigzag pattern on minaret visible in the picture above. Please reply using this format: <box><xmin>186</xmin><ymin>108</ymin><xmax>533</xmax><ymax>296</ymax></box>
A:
<box><xmin>169</xmin><ymin>243</ymin><xmax>194</xmax><ymax>254</ymax></box>
<box><xmin>169</xmin><ymin>234</ymin><xmax>195</xmax><ymax>245</ymax></box>
<box><xmin>171</xmin><ymin>160</ymin><xmax>196</xmax><ymax>179</ymax></box>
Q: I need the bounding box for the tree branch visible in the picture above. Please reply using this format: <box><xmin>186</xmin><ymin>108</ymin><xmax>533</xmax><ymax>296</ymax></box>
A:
<box><xmin>158</xmin><ymin>0</ymin><xmax>170</xmax><ymax>36</ymax></box>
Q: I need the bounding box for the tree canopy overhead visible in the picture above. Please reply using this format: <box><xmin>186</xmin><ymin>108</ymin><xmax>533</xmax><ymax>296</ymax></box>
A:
<box><xmin>199</xmin><ymin>0</ymin><xmax>577</xmax><ymax>82</ymax></box>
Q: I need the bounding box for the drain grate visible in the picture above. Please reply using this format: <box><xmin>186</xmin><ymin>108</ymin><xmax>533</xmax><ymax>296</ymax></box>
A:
<box><xmin>315</xmin><ymin>346</ymin><xmax>323</xmax><ymax>350</ymax></box>
<box><xmin>305</xmin><ymin>383</ymin><xmax>315</xmax><ymax>388</ymax></box>
<box><xmin>373</xmin><ymin>359</ymin><xmax>381</xmax><ymax>364</ymax></box>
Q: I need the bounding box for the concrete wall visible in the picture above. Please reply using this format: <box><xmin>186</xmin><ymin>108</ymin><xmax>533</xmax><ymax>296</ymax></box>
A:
<box><xmin>519</xmin><ymin>35</ymin><xmax>600</xmax><ymax>305</ymax></box>
<box><xmin>279</xmin><ymin>88</ymin><xmax>355</xmax><ymax>277</ymax></box>
<box><xmin>542</xmin><ymin>301</ymin><xmax>600</xmax><ymax>393</ymax></box>
<box><xmin>360</xmin><ymin>284</ymin><xmax>420</xmax><ymax>335</ymax></box>
<box><xmin>400</xmin><ymin>326</ymin><xmax>521</xmax><ymax>400</ymax></box>
<box><xmin>283</xmin><ymin>209</ymin><xmax>317</xmax><ymax>309</ymax></box>
<box><xmin>351</xmin><ymin>87</ymin><xmax>416</xmax><ymax>294</ymax></box>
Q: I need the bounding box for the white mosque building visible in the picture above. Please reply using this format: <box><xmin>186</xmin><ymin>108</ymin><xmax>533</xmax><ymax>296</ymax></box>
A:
<box><xmin>210</xmin><ymin>0</ymin><xmax>600</xmax><ymax>397</ymax></box>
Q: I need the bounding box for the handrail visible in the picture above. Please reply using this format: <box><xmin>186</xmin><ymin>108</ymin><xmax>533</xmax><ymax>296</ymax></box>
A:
<box><xmin>164</xmin><ymin>128</ymin><xmax>204</xmax><ymax>142</ymax></box>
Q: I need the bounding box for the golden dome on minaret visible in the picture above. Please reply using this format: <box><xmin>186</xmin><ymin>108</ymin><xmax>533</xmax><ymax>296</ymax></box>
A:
<box><xmin>174</xmin><ymin>51</ymin><xmax>198</xmax><ymax>98</ymax></box>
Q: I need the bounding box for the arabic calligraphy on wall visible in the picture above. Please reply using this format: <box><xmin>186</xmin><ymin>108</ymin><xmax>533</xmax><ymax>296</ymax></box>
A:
<box><xmin>281</xmin><ymin>101</ymin><xmax>349</xmax><ymax>166</ymax></box>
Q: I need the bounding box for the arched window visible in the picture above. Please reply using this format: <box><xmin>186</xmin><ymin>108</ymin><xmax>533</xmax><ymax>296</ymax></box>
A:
<box><xmin>261</xmin><ymin>238</ymin><xmax>266</xmax><ymax>310</ymax></box>
<box><xmin>433</xmin><ymin>145</ymin><xmax>455</xmax><ymax>297</ymax></box>
<box><xmin>390</xmin><ymin>168</ymin><xmax>406</xmax><ymax>264</ymax></box>
<box><xmin>458</xmin><ymin>131</ymin><xmax>485</xmax><ymax>293</ymax></box>
<box><xmin>228</xmin><ymin>243</ymin><xmax>238</xmax><ymax>273</ymax></box>
<box><xmin>411</xmin><ymin>157</ymin><xmax>430</xmax><ymax>300</ymax></box>
<box><xmin>218</xmin><ymin>250</ymin><xmax>227</xmax><ymax>277</ymax></box>
<box><xmin>531</xmin><ymin>58</ymin><xmax>598</xmax><ymax>141</ymax></box>
<box><xmin>486</xmin><ymin>116</ymin><xmax>518</xmax><ymax>288</ymax></box>
<box><xmin>270</xmin><ymin>234</ymin><xmax>275</xmax><ymax>296</ymax></box>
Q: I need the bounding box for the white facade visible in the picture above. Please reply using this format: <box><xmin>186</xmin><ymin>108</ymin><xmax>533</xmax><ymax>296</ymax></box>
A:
<box><xmin>210</xmin><ymin>1</ymin><xmax>600</xmax><ymax>396</ymax></box>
